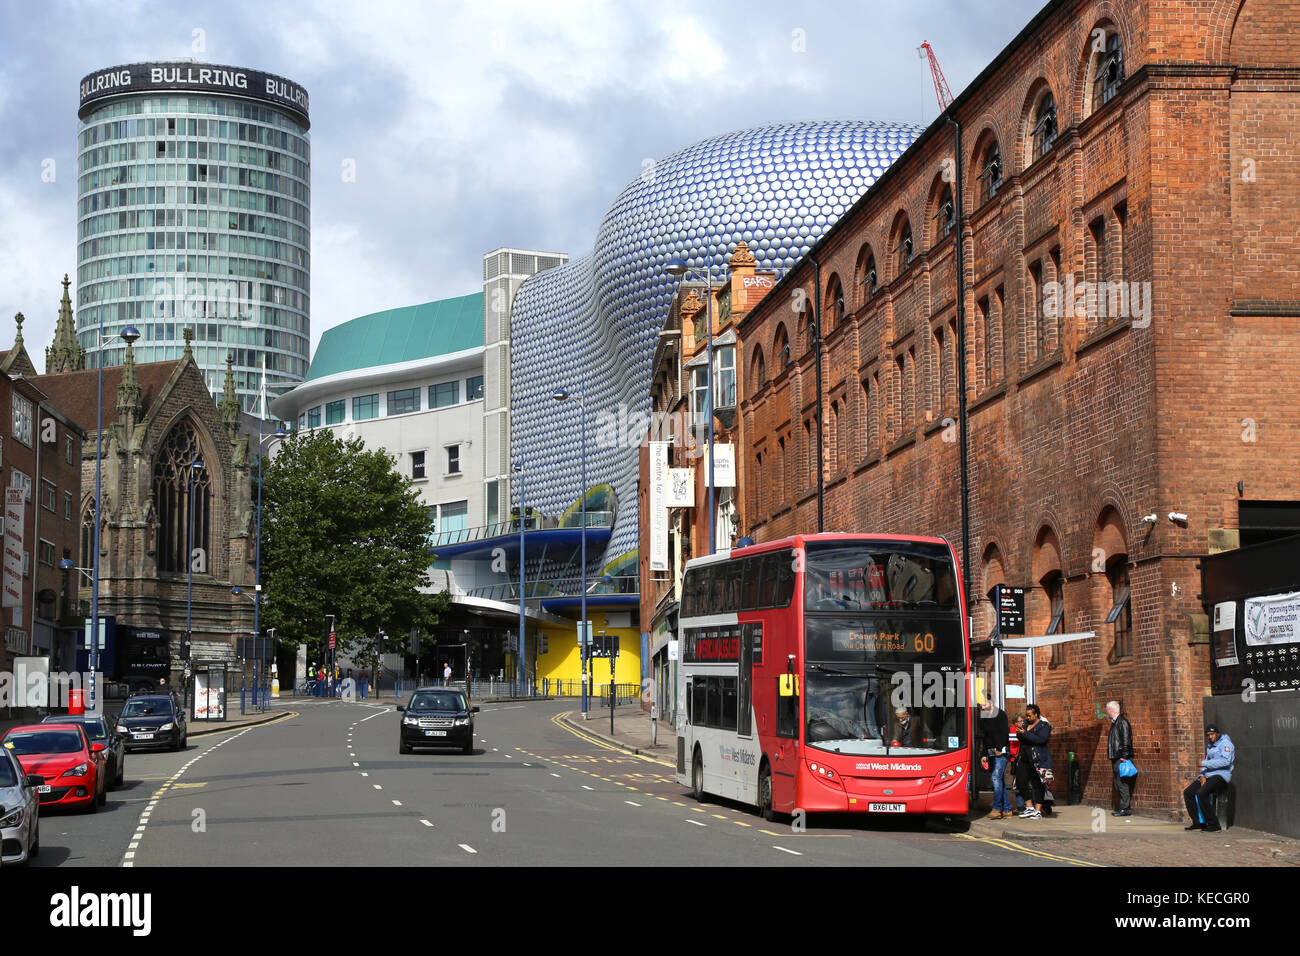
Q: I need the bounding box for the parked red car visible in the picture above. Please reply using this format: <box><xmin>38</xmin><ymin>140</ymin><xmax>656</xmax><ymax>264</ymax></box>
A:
<box><xmin>0</xmin><ymin>724</ymin><xmax>107</xmax><ymax>813</ymax></box>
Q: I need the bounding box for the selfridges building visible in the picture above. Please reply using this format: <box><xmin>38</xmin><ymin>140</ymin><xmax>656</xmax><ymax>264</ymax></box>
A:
<box><xmin>511</xmin><ymin>120</ymin><xmax>922</xmax><ymax>576</ymax></box>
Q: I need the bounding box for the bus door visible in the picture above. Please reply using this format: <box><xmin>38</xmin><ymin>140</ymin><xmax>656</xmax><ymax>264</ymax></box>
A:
<box><xmin>772</xmin><ymin>667</ymin><xmax>800</xmax><ymax>812</ymax></box>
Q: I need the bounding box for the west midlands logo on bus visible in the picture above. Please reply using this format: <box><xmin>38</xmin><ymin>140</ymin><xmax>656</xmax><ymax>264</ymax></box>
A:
<box><xmin>720</xmin><ymin>744</ymin><xmax>756</xmax><ymax>766</ymax></box>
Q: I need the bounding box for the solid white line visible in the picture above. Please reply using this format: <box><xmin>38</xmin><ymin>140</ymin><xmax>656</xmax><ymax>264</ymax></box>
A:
<box><xmin>459</xmin><ymin>844</ymin><xmax>477</xmax><ymax>854</ymax></box>
<box><xmin>686</xmin><ymin>819</ymin><xmax>707</xmax><ymax>827</ymax></box>
<box><xmin>773</xmin><ymin>846</ymin><xmax>802</xmax><ymax>856</ymax></box>
<box><xmin>624</xmin><ymin>800</ymin><xmax>642</xmax><ymax>807</ymax></box>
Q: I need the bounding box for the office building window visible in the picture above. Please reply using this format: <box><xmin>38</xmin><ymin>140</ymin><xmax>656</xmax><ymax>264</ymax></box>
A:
<box><xmin>387</xmin><ymin>388</ymin><xmax>420</xmax><ymax>416</ymax></box>
<box><xmin>41</xmin><ymin>480</ymin><xmax>57</xmax><ymax>513</ymax></box>
<box><xmin>325</xmin><ymin>400</ymin><xmax>345</xmax><ymax>425</ymax></box>
<box><xmin>411</xmin><ymin>451</ymin><xmax>425</xmax><ymax>480</ymax></box>
<box><xmin>353</xmin><ymin>394</ymin><xmax>379</xmax><ymax>421</ymax></box>
<box><xmin>430</xmin><ymin>381</ymin><xmax>459</xmax><ymax>408</ymax></box>
<box><xmin>466</xmin><ymin>376</ymin><xmax>484</xmax><ymax>400</ymax></box>
<box><xmin>65</xmin><ymin>491</ymin><xmax>73</xmax><ymax>520</ymax></box>
<box><xmin>446</xmin><ymin>444</ymin><xmax>461</xmax><ymax>475</ymax></box>
<box><xmin>65</xmin><ymin>435</ymin><xmax>75</xmax><ymax>464</ymax></box>
<box><xmin>307</xmin><ymin>406</ymin><xmax>321</xmax><ymax>428</ymax></box>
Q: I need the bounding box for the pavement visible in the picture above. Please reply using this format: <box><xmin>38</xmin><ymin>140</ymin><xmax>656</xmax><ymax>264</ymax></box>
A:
<box><xmin>563</xmin><ymin>702</ymin><xmax>1300</xmax><ymax>867</ymax></box>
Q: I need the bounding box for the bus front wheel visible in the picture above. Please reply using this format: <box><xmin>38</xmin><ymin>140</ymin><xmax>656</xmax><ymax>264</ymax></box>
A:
<box><xmin>691</xmin><ymin>750</ymin><xmax>707</xmax><ymax>803</ymax></box>
<box><xmin>758</xmin><ymin>764</ymin><xmax>775</xmax><ymax>822</ymax></box>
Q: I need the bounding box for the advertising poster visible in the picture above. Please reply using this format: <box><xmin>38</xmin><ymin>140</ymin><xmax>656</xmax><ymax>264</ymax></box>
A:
<box><xmin>649</xmin><ymin>441</ymin><xmax>668</xmax><ymax>572</ymax></box>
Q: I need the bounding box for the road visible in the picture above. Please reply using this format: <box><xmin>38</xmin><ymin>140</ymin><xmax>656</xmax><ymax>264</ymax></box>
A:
<box><xmin>29</xmin><ymin>698</ymin><xmax>1099</xmax><ymax>867</ymax></box>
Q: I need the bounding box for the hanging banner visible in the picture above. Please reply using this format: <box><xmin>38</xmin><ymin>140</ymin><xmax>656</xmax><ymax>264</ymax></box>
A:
<box><xmin>1244</xmin><ymin>592</ymin><xmax>1300</xmax><ymax>647</ymax></box>
<box><xmin>712</xmin><ymin>444</ymin><xmax>736</xmax><ymax>488</ymax></box>
<box><xmin>649</xmin><ymin>442</ymin><xmax>668</xmax><ymax>572</ymax></box>
<box><xmin>667</xmin><ymin>468</ymin><xmax>695</xmax><ymax>508</ymax></box>
<box><xmin>3</xmin><ymin>488</ymin><xmax>24</xmax><ymax>608</ymax></box>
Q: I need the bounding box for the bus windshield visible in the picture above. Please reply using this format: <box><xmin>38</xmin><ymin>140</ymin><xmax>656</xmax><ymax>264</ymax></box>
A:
<box><xmin>804</xmin><ymin>667</ymin><xmax>967</xmax><ymax>756</ymax></box>
<box><xmin>804</xmin><ymin>541</ymin><xmax>958</xmax><ymax>611</ymax></box>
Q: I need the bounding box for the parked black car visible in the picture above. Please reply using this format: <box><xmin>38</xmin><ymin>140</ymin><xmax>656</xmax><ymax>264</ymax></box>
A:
<box><xmin>398</xmin><ymin>688</ymin><xmax>478</xmax><ymax>754</ymax></box>
<box><xmin>115</xmin><ymin>695</ymin><xmax>187</xmax><ymax>752</ymax></box>
<box><xmin>41</xmin><ymin>714</ymin><xmax>126</xmax><ymax>789</ymax></box>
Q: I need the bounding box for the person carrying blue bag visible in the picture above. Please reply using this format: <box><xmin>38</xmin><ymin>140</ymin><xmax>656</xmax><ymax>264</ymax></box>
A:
<box><xmin>1106</xmin><ymin>699</ymin><xmax>1135</xmax><ymax>816</ymax></box>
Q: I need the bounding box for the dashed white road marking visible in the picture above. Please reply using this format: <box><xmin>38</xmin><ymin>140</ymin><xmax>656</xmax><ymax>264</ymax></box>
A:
<box><xmin>624</xmin><ymin>800</ymin><xmax>642</xmax><ymax>807</ymax></box>
<box><xmin>420</xmin><ymin>819</ymin><xmax>433</xmax><ymax>827</ymax></box>
<box><xmin>459</xmin><ymin>844</ymin><xmax>477</xmax><ymax>854</ymax></box>
<box><xmin>392</xmin><ymin>800</ymin><xmax>402</xmax><ymax>806</ymax></box>
<box><xmin>686</xmin><ymin>819</ymin><xmax>707</xmax><ymax>827</ymax></box>
<box><xmin>581</xmin><ymin>785</ymin><xmax>594</xmax><ymax>791</ymax></box>
<box><xmin>773</xmin><ymin>846</ymin><xmax>802</xmax><ymax>856</ymax></box>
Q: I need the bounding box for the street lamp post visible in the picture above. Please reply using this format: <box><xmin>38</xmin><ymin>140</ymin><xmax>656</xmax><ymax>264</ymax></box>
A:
<box><xmin>553</xmin><ymin>374</ymin><xmax>589</xmax><ymax>715</ymax></box>
<box><xmin>664</xmin><ymin>258</ymin><xmax>720</xmax><ymax>554</ymax></box>
<box><xmin>88</xmin><ymin>322</ymin><xmax>140</xmax><ymax>707</ymax></box>
<box><xmin>515</xmin><ymin>458</ymin><xmax>525</xmax><ymax>698</ymax></box>
<box><xmin>186</xmin><ymin>459</ymin><xmax>204</xmax><ymax>689</ymax></box>
<box><xmin>252</xmin><ymin>425</ymin><xmax>287</xmax><ymax>709</ymax></box>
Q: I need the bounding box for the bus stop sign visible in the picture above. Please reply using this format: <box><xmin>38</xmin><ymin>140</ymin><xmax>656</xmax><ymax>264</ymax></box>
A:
<box><xmin>993</xmin><ymin>585</ymin><xmax>1026</xmax><ymax>636</ymax></box>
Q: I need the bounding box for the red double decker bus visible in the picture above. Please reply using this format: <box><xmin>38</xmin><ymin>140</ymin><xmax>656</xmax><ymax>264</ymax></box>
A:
<box><xmin>674</xmin><ymin>533</ymin><xmax>973</xmax><ymax>824</ymax></box>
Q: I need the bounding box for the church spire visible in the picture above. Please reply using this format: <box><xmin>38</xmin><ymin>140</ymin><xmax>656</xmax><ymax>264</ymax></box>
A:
<box><xmin>45</xmin><ymin>274</ymin><xmax>85</xmax><ymax>373</ymax></box>
<box><xmin>117</xmin><ymin>333</ymin><xmax>142</xmax><ymax>423</ymax></box>
<box><xmin>220</xmin><ymin>352</ymin><xmax>241</xmax><ymax>439</ymax></box>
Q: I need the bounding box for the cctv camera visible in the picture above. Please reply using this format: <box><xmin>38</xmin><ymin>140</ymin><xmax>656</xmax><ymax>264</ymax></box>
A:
<box><xmin>1168</xmin><ymin>512</ymin><xmax>1188</xmax><ymax>523</ymax></box>
<box><xmin>1141</xmin><ymin>513</ymin><xmax>1158</xmax><ymax>523</ymax></box>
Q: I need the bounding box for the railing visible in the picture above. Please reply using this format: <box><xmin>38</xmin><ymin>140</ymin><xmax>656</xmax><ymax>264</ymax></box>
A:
<box><xmin>461</xmin><ymin>574</ymin><xmax>639</xmax><ymax>602</ymax></box>
<box><xmin>290</xmin><ymin>675</ymin><xmax>643</xmax><ymax>706</ymax></box>
<box><xmin>428</xmin><ymin>511</ymin><xmax>615</xmax><ymax>549</ymax></box>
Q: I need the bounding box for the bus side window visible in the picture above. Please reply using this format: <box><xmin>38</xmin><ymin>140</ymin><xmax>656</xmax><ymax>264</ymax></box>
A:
<box><xmin>685</xmin><ymin>681</ymin><xmax>693</xmax><ymax>725</ymax></box>
<box><xmin>692</xmin><ymin>680</ymin><xmax>707</xmax><ymax>728</ymax></box>
<box><xmin>774</xmin><ymin>552</ymin><xmax>796</xmax><ymax>608</ymax></box>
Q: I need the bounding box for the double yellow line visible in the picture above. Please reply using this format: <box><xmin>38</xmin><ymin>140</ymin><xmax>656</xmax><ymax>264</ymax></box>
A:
<box><xmin>551</xmin><ymin>712</ymin><xmax>676</xmax><ymax>769</ymax></box>
<box><xmin>955</xmin><ymin>832</ymin><xmax>1105</xmax><ymax>867</ymax></box>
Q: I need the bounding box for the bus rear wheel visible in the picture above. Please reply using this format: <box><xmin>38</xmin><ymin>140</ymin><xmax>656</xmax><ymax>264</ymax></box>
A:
<box><xmin>758</xmin><ymin>765</ymin><xmax>775</xmax><ymax>822</ymax></box>
<box><xmin>691</xmin><ymin>750</ymin><xmax>707</xmax><ymax>803</ymax></box>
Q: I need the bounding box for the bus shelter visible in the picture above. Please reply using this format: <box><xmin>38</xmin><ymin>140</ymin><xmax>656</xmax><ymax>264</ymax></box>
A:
<box><xmin>191</xmin><ymin>660</ymin><xmax>229</xmax><ymax>721</ymax></box>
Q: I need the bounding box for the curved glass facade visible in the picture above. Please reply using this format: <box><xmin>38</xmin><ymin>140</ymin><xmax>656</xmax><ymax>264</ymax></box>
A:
<box><xmin>511</xmin><ymin>120</ymin><xmax>921</xmax><ymax>569</ymax></box>
<box><xmin>75</xmin><ymin>71</ymin><xmax>310</xmax><ymax>408</ymax></box>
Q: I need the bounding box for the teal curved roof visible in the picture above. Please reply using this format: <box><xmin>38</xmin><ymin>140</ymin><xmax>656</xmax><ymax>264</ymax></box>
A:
<box><xmin>306</xmin><ymin>292</ymin><xmax>483</xmax><ymax>381</ymax></box>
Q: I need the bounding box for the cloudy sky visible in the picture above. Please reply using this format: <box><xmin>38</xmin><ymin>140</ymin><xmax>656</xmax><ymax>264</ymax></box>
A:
<box><xmin>0</xmin><ymin>0</ymin><xmax>1044</xmax><ymax>360</ymax></box>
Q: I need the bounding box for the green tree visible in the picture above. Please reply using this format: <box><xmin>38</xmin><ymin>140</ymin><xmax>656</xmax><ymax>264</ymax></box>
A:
<box><xmin>261</xmin><ymin>430</ymin><xmax>450</xmax><ymax>663</ymax></box>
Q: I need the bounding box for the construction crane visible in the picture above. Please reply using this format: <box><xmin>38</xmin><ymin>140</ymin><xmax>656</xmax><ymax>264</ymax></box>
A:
<box><xmin>918</xmin><ymin>41</ymin><xmax>954</xmax><ymax>112</ymax></box>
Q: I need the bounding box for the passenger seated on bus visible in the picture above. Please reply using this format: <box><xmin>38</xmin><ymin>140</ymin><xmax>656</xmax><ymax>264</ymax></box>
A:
<box><xmin>887</xmin><ymin>706</ymin><xmax>922</xmax><ymax>747</ymax></box>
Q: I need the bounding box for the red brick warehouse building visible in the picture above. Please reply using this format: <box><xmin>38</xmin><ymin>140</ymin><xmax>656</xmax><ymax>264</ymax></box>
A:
<box><xmin>735</xmin><ymin>0</ymin><xmax>1300</xmax><ymax>812</ymax></box>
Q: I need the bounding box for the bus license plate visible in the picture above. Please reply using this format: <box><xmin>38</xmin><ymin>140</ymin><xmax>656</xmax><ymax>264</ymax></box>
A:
<box><xmin>868</xmin><ymin>802</ymin><xmax>906</xmax><ymax>813</ymax></box>
<box><xmin>424</xmin><ymin>730</ymin><xmax>447</xmax><ymax>737</ymax></box>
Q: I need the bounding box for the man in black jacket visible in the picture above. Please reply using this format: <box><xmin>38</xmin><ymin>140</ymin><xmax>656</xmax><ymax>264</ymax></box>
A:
<box><xmin>1106</xmin><ymin>699</ymin><xmax>1134</xmax><ymax>816</ymax></box>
